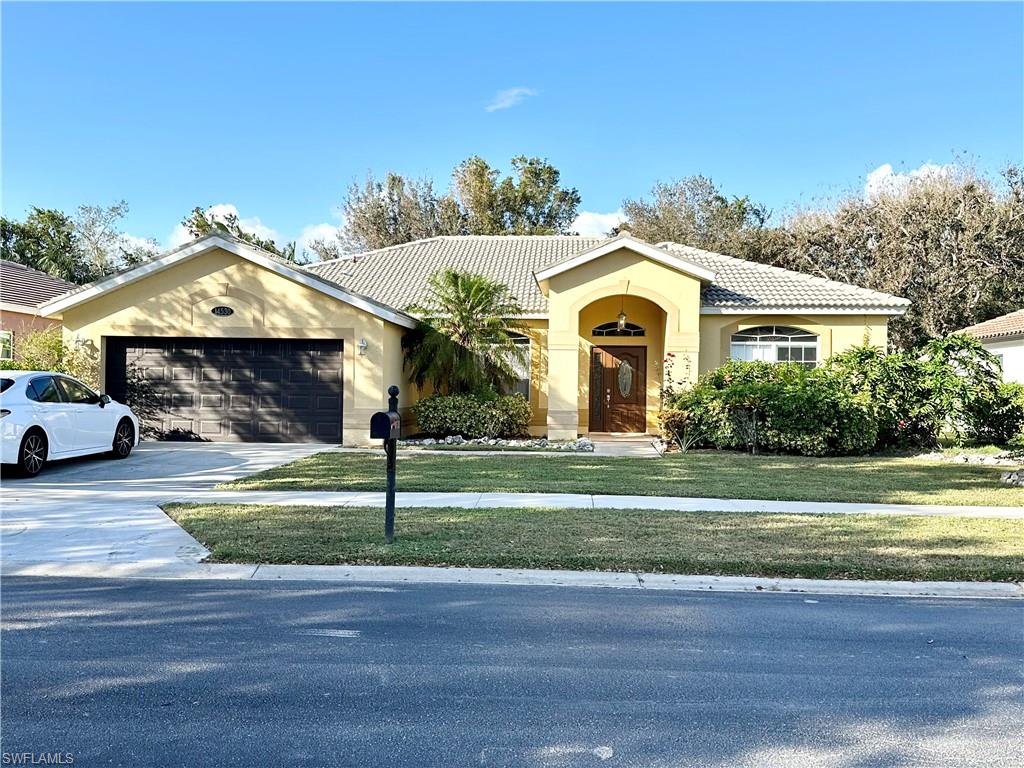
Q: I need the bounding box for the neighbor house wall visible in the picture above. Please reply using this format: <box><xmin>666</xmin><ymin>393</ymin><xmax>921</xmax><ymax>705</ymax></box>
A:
<box><xmin>56</xmin><ymin>247</ymin><xmax>409</xmax><ymax>446</ymax></box>
<box><xmin>1</xmin><ymin>306</ymin><xmax>61</xmax><ymax>341</ymax></box>
<box><xmin>697</xmin><ymin>314</ymin><xmax>890</xmax><ymax>374</ymax></box>
<box><xmin>982</xmin><ymin>338</ymin><xmax>1024</xmax><ymax>384</ymax></box>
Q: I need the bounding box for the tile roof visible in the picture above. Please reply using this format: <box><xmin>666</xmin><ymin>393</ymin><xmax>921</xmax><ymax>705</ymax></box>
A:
<box><xmin>0</xmin><ymin>260</ymin><xmax>78</xmax><ymax>310</ymax></box>
<box><xmin>959</xmin><ymin>309</ymin><xmax>1024</xmax><ymax>340</ymax></box>
<box><xmin>305</xmin><ymin>235</ymin><xmax>910</xmax><ymax>315</ymax></box>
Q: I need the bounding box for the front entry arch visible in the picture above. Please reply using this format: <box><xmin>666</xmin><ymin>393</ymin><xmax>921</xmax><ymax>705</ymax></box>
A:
<box><xmin>589</xmin><ymin>345</ymin><xmax>647</xmax><ymax>433</ymax></box>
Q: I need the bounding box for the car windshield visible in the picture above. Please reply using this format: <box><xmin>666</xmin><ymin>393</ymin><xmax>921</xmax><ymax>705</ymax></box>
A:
<box><xmin>0</xmin><ymin>378</ymin><xmax>13</xmax><ymax>394</ymax></box>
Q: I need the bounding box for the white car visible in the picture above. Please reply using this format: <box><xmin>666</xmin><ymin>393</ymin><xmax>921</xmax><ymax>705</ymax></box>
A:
<box><xmin>1</xmin><ymin>371</ymin><xmax>140</xmax><ymax>477</ymax></box>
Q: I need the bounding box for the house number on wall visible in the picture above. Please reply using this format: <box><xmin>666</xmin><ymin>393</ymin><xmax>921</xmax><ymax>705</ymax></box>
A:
<box><xmin>211</xmin><ymin>306</ymin><xmax>235</xmax><ymax>317</ymax></box>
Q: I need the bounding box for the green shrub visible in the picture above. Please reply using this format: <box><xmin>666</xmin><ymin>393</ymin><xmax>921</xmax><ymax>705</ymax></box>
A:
<box><xmin>412</xmin><ymin>392</ymin><xmax>532</xmax><ymax>439</ymax></box>
<box><xmin>827</xmin><ymin>345</ymin><xmax>937</xmax><ymax>446</ymax></box>
<box><xmin>966</xmin><ymin>382</ymin><xmax>1024</xmax><ymax>445</ymax></box>
<box><xmin>665</xmin><ymin>363</ymin><xmax>877</xmax><ymax>456</ymax></box>
<box><xmin>0</xmin><ymin>326</ymin><xmax>99</xmax><ymax>387</ymax></box>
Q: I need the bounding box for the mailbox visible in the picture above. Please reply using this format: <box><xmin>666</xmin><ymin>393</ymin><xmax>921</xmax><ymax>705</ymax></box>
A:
<box><xmin>370</xmin><ymin>410</ymin><xmax>401</xmax><ymax>440</ymax></box>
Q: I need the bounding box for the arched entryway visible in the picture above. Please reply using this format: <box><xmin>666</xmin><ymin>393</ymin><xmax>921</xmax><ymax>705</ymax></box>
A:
<box><xmin>578</xmin><ymin>294</ymin><xmax>666</xmax><ymax>434</ymax></box>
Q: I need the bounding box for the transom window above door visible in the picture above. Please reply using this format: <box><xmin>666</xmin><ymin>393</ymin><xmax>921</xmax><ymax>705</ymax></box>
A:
<box><xmin>592</xmin><ymin>321</ymin><xmax>645</xmax><ymax>337</ymax></box>
<box><xmin>729</xmin><ymin>325</ymin><xmax>819</xmax><ymax>368</ymax></box>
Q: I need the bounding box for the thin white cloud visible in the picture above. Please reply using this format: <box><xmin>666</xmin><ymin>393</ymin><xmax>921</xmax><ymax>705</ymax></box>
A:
<box><xmin>865</xmin><ymin>163</ymin><xmax>952</xmax><ymax>199</ymax></box>
<box><xmin>120</xmin><ymin>233</ymin><xmax>159</xmax><ymax>255</ymax></box>
<box><xmin>485</xmin><ymin>86</ymin><xmax>538</xmax><ymax>112</ymax></box>
<box><xmin>298</xmin><ymin>222</ymin><xmax>339</xmax><ymax>252</ymax></box>
<box><xmin>571</xmin><ymin>209</ymin><xmax>624</xmax><ymax>237</ymax></box>
<box><xmin>166</xmin><ymin>203</ymin><xmax>281</xmax><ymax>248</ymax></box>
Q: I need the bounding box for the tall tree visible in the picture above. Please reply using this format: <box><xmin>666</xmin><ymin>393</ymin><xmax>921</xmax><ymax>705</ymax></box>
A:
<box><xmin>74</xmin><ymin>200</ymin><xmax>159</xmax><ymax>276</ymax></box>
<box><xmin>1</xmin><ymin>207</ymin><xmax>85</xmax><ymax>282</ymax></box>
<box><xmin>182</xmin><ymin>206</ymin><xmax>299</xmax><ymax>261</ymax></box>
<box><xmin>619</xmin><ymin>176</ymin><xmax>769</xmax><ymax>251</ymax></box>
<box><xmin>319</xmin><ymin>155</ymin><xmax>582</xmax><ymax>256</ymax></box>
<box><xmin>453</xmin><ymin>155</ymin><xmax>581</xmax><ymax>235</ymax></box>
<box><xmin>326</xmin><ymin>174</ymin><xmax>464</xmax><ymax>256</ymax></box>
<box><xmin>402</xmin><ymin>269</ymin><xmax>527</xmax><ymax>394</ymax></box>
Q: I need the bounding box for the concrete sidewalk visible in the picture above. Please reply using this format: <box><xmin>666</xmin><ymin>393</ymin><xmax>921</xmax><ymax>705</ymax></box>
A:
<box><xmin>166</xmin><ymin>489</ymin><xmax>1024</xmax><ymax>518</ymax></box>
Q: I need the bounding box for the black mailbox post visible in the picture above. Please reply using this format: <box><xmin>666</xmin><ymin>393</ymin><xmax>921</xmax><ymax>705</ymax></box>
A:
<box><xmin>370</xmin><ymin>386</ymin><xmax>401</xmax><ymax>543</ymax></box>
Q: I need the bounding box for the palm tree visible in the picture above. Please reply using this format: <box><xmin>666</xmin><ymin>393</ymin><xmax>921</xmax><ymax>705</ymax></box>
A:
<box><xmin>403</xmin><ymin>269</ymin><xmax>528</xmax><ymax>394</ymax></box>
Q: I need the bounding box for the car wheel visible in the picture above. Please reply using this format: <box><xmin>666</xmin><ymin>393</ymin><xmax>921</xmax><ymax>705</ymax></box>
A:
<box><xmin>110</xmin><ymin>419</ymin><xmax>135</xmax><ymax>459</ymax></box>
<box><xmin>18</xmin><ymin>430</ymin><xmax>47</xmax><ymax>477</ymax></box>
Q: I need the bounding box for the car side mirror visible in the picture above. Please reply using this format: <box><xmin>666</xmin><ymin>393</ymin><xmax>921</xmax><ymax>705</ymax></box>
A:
<box><xmin>99</xmin><ymin>394</ymin><xmax>112</xmax><ymax>407</ymax></box>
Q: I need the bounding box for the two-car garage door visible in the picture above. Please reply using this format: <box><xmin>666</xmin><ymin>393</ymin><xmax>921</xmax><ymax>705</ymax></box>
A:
<box><xmin>104</xmin><ymin>337</ymin><xmax>344</xmax><ymax>442</ymax></box>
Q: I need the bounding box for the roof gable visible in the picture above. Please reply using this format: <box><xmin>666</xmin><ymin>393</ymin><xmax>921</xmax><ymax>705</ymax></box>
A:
<box><xmin>38</xmin><ymin>234</ymin><xmax>417</xmax><ymax>328</ymax></box>
<box><xmin>533</xmin><ymin>234</ymin><xmax>716</xmax><ymax>286</ymax></box>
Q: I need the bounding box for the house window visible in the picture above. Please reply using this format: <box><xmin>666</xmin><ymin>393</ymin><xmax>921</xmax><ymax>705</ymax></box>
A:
<box><xmin>592</xmin><ymin>321</ymin><xmax>646</xmax><ymax>337</ymax></box>
<box><xmin>495</xmin><ymin>333</ymin><xmax>531</xmax><ymax>401</ymax></box>
<box><xmin>0</xmin><ymin>331</ymin><xmax>12</xmax><ymax>360</ymax></box>
<box><xmin>730</xmin><ymin>325</ymin><xmax>819</xmax><ymax>369</ymax></box>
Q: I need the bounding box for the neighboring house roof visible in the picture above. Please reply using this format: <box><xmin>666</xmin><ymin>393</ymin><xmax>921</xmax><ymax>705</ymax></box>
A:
<box><xmin>306</xmin><ymin>235</ymin><xmax>910</xmax><ymax>315</ymax></box>
<box><xmin>37</xmin><ymin>234</ymin><xmax>418</xmax><ymax>329</ymax></box>
<box><xmin>959</xmin><ymin>309</ymin><xmax>1024</xmax><ymax>341</ymax></box>
<box><xmin>0</xmin><ymin>260</ymin><xmax>77</xmax><ymax>312</ymax></box>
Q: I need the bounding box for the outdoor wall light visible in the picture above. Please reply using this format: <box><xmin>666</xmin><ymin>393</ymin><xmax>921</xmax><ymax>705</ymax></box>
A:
<box><xmin>617</xmin><ymin>279</ymin><xmax>630</xmax><ymax>330</ymax></box>
<box><xmin>358</xmin><ymin>338</ymin><xmax>369</xmax><ymax>356</ymax></box>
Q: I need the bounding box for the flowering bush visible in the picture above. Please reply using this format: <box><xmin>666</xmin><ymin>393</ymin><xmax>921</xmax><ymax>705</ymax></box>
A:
<box><xmin>412</xmin><ymin>392</ymin><xmax>531</xmax><ymax>438</ymax></box>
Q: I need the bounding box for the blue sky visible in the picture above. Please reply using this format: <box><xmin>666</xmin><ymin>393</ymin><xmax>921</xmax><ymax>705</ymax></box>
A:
<box><xmin>3</xmin><ymin>1</ymin><xmax>1022</xmax><ymax>250</ymax></box>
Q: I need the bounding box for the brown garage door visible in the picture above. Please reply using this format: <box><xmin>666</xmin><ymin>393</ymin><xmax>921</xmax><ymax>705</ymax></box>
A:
<box><xmin>104</xmin><ymin>337</ymin><xmax>344</xmax><ymax>442</ymax></box>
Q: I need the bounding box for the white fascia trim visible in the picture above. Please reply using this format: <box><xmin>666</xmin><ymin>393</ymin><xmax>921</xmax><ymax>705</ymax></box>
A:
<box><xmin>0</xmin><ymin>301</ymin><xmax>42</xmax><ymax>316</ymax></box>
<box><xmin>534</xmin><ymin>237</ymin><xmax>716</xmax><ymax>284</ymax></box>
<box><xmin>700</xmin><ymin>306</ymin><xmax>908</xmax><ymax>316</ymax></box>
<box><xmin>38</xmin><ymin>236</ymin><xmax>417</xmax><ymax>329</ymax></box>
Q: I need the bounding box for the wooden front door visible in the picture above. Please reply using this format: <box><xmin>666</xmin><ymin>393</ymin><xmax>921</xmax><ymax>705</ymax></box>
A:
<box><xmin>589</xmin><ymin>346</ymin><xmax>647</xmax><ymax>433</ymax></box>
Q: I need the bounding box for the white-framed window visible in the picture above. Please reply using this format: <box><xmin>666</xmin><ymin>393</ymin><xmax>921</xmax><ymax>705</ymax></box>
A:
<box><xmin>500</xmin><ymin>334</ymin><xmax>532</xmax><ymax>401</ymax></box>
<box><xmin>730</xmin><ymin>325</ymin><xmax>819</xmax><ymax>369</ymax></box>
<box><xmin>592</xmin><ymin>321</ymin><xmax>646</xmax><ymax>337</ymax></box>
<box><xmin>0</xmin><ymin>330</ymin><xmax>12</xmax><ymax>361</ymax></box>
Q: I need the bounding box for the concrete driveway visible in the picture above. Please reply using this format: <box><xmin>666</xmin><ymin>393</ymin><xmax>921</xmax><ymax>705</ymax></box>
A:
<box><xmin>0</xmin><ymin>441</ymin><xmax>328</xmax><ymax>575</ymax></box>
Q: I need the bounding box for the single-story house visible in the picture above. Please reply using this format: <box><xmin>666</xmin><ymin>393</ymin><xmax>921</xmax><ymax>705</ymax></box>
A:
<box><xmin>960</xmin><ymin>309</ymin><xmax>1024</xmax><ymax>384</ymax></box>
<box><xmin>38</xmin><ymin>232</ymin><xmax>910</xmax><ymax>445</ymax></box>
<box><xmin>0</xmin><ymin>259</ymin><xmax>77</xmax><ymax>359</ymax></box>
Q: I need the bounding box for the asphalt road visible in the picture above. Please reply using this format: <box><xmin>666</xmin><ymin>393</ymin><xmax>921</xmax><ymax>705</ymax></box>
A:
<box><xmin>1</xmin><ymin>578</ymin><xmax>1022</xmax><ymax>768</ymax></box>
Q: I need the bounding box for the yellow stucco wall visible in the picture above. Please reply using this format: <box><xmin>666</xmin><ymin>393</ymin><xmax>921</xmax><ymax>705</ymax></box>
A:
<box><xmin>57</xmin><ymin>247</ymin><xmax>406</xmax><ymax>446</ymax></box>
<box><xmin>52</xmin><ymin>242</ymin><xmax>898</xmax><ymax>445</ymax></box>
<box><xmin>697</xmin><ymin>314</ymin><xmax>889</xmax><ymax>373</ymax></box>
<box><xmin>538</xmin><ymin>246</ymin><xmax>704</xmax><ymax>439</ymax></box>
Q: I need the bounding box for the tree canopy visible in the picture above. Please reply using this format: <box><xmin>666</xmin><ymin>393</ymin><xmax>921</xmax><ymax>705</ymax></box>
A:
<box><xmin>618</xmin><ymin>165</ymin><xmax>1024</xmax><ymax>351</ymax></box>
<box><xmin>181</xmin><ymin>206</ymin><xmax>299</xmax><ymax>261</ymax></box>
<box><xmin>314</xmin><ymin>155</ymin><xmax>581</xmax><ymax>257</ymax></box>
<box><xmin>1</xmin><ymin>202</ymin><xmax>159</xmax><ymax>283</ymax></box>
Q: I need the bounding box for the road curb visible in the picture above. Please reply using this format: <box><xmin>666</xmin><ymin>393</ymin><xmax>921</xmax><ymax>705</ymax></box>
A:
<box><xmin>4</xmin><ymin>561</ymin><xmax>1022</xmax><ymax>599</ymax></box>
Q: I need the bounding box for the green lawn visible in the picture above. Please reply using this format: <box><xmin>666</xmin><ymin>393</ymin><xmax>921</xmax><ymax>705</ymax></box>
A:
<box><xmin>219</xmin><ymin>450</ymin><xmax>1024</xmax><ymax>507</ymax></box>
<box><xmin>164</xmin><ymin>504</ymin><xmax>1024</xmax><ymax>582</ymax></box>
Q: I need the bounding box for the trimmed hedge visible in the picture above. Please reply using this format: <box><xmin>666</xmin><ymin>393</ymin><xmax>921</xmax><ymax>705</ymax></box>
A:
<box><xmin>412</xmin><ymin>392</ymin><xmax>531</xmax><ymax>439</ymax></box>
